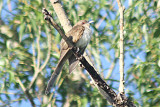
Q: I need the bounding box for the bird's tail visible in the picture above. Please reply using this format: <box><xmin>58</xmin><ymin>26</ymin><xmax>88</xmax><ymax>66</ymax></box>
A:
<box><xmin>45</xmin><ymin>49</ymin><xmax>72</xmax><ymax>95</ymax></box>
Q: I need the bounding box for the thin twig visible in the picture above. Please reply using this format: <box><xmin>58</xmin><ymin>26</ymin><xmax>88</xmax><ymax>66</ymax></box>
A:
<box><xmin>16</xmin><ymin>77</ymin><xmax>36</xmax><ymax>107</ymax></box>
<box><xmin>29</xmin><ymin>35</ymin><xmax>41</xmax><ymax>89</ymax></box>
<box><xmin>95</xmin><ymin>13</ymin><xmax>108</xmax><ymax>29</ymax></box>
<box><xmin>106</xmin><ymin>60</ymin><xmax>116</xmax><ymax>79</ymax></box>
<box><xmin>116</xmin><ymin>0</ymin><xmax>125</xmax><ymax>94</ymax></box>
<box><xmin>29</xmin><ymin>68</ymin><xmax>39</xmax><ymax>89</ymax></box>
<box><xmin>37</xmin><ymin>28</ymin><xmax>41</xmax><ymax>69</ymax></box>
<box><xmin>31</xmin><ymin>42</ymin><xmax>37</xmax><ymax>72</ymax></box>
<box><xmin>16</xmin><ymin>77</ymin><xmax>26</xmax><ymax>91</ymax></box>
<box><xmin>28</xmin><ymin>42</ymin><xmax>38</xmax><ymax>89</ymax></box>
<box><xmin>40</xmin><ymin>33</ymin><xmax>51</xmax><ymax>71</ymax></box>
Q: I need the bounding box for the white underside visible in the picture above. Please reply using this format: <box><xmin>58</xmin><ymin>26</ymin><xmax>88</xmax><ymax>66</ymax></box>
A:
<box><xmin>76</xmin><ymin>27</ymin><xmax>92</xmax><ymax>48</ymax></box>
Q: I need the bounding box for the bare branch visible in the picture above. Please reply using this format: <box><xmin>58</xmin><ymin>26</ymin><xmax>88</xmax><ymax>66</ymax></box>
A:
<box><xmin>32</xmin><ymin>42</ymin><xmax>37</xmax><ymax>72</ymax></box>
<box><xmin>28</xmin><ymin>42</ymin><xmax>38</xmax><ymax>89</ymax></box>
<box><xmin>116</xmin><ymin>1</ymin><xmax>136</xmax><ymax>107</ymax></box>
<box><xmin>29</xmin><ymin>71</ymin><xmax>39</xmax><ymax>89</ymax></box>
<box><xmin>50</xmin><ymin>0</ymin><xmax>72</xmax><ymax>32</ymax></box>
<box><xmin>16</xmin><ymin>77</ymin><xmax>36</xmax><ymax>107</ymax></box>
<box><xmin>116</xmin><ymin>0</ymin><xmax>125</xmax><ymax>94</ymax></box>
<box><xmin>106</xmin><ymin>60</ymin><xmax>116</xmax><ymax>79</ymax></box>
<box><xmin>40</xmin><ymin>33</ymin><xmax>51</xmax><ymax>71</ymax></box>
<box><xmin>37</xmin><ymin>27</ymin><xmax>41</xmax><ymax>69</ymax></box>
<box><xmin>29</xmin><ymin>37</ymin><xmax>41</xmax><ymax>89</ymax></box>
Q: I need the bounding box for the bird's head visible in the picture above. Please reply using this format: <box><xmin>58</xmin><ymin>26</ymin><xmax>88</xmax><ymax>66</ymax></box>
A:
<box><xmin>74</xmin><ymin>20</ymin><xmax>94</xmax><ymax>27</ymax></box>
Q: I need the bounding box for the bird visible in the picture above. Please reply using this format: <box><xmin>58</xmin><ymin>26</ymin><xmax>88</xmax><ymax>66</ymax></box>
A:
<box><xmin>45</xmin><ymin>20</ymin><xmax>93</xmax><ymax>94</ymax></box>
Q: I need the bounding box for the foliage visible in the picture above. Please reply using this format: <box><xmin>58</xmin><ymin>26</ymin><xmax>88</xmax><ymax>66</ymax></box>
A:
<box><xmin>0</xmin><ymin>0</ymin><xmax>159</xmax><ymax>106</ymax></box>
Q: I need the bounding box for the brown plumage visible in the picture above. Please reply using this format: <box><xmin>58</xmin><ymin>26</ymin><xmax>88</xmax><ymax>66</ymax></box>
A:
<box><xmin>45</xmin><ymin>20</ymin><xmax>92</xmax><ymax>94</ymax></box>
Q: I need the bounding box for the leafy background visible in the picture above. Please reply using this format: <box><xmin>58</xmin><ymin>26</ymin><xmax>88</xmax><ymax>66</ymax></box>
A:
<box><xmin>0</xmin><ymin>0</ymin><xmax>160</xmax><ymax>106</ymax></box>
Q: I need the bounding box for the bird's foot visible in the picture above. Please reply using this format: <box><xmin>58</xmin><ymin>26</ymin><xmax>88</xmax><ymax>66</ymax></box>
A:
<box><xmin>80</xmin><ymin>63</ymin><xmax>85</xmax><ymax>68</ymax></box>
<box><xmin>76</xmin><ymin>54</ymin><xmax>83</xmax><ymax>60</ymax></box>
<box><xmin>72</xmin><ymin>47</ymin><xmax>79</xmax><ymax>53</ymax></box>
<box><xmin>68</xmin><ymin>36</ymin><xmax>73</xmax><ymax>42</ymax></box>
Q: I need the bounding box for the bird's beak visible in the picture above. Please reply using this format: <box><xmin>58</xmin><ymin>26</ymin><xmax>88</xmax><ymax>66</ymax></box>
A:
<box><xmin>88</xmin><ymin>20</ymin><xmax>94</xmax><ymax>24</ymax></box>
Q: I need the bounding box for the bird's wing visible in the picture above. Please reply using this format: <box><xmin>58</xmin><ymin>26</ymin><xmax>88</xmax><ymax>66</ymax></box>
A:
<box><xmin>66</xmin><ymin>25</ymin><xmax>85</xmax><ymax>43</ymax></box>
<box><xmin>60</xmin><ymin>25</ymin><xmax>85</xmax><ymax>53</ymax></box>
<box><xmin>60</xmin><ymin>39</ymin><xmax>69</xmax><ymax>58</ymax></box>
<box><xmin>60</xmin><ymin>25</ymin><xmax>85</xmax><ymax>59</ymax></box>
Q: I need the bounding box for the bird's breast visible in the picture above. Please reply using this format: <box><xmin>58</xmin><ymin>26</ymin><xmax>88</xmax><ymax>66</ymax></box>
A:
<box><xmin>76</xmin><ymin>27</ymin><xmax>92</xmax><ymax>48</ymax></box>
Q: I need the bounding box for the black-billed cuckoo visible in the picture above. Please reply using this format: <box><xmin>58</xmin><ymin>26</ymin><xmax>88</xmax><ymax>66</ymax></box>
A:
<box><xmin>45</xmin><ymin>20</ymin><xmax>93</xmax><ymax>94</ymax></box>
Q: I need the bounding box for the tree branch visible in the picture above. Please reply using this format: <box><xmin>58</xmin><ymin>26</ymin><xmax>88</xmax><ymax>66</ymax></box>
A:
<box><xmin>29</xmin><ymin>42</ymin><xmax>38</xmax><ymax>89</ymax></box>
<box><xmin>29</xmin><ymin>36</ymin><xmax>41</xmax><ymax>89</ymax></box>
<box><xmin>40</xmin><ymin>33</ymin><xmax>51</xmax><ymax>71</ymax></box>
<box><xmin>117</xmin><ymin>0</ymin><xmax>125</xmax><ymax>94</ymax></box>
<box><xmin>16</xmin><ymin>77</ymin><xmax>36</xmax><ymax>107</ymax></box>
<box><xmin>42</xmin><ymin>8</ymin><xmax>73</xmax><ymax>48</ymax></box>
<box><xmin>50</xmin><ymin>0</ymin><xmax>72</xmax><ymax>32</ymax></box>
<box><xmin>37</xmin><ymin>28</ymin><xmax>41</xmax><ymax>70</ymax></box>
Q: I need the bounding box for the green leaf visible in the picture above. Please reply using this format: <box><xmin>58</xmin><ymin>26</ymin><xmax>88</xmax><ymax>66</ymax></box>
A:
<box><xmin>8</xmin><ymin>70</ymin><xmax>15</xmax><ymax>83</ymax></box>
